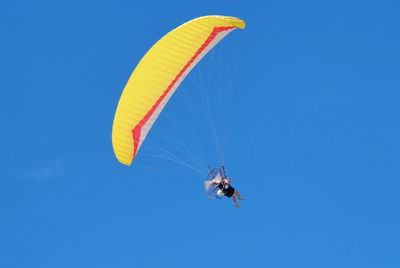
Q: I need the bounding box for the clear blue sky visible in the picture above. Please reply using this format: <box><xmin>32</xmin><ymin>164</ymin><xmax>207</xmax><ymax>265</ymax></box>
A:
<box><xmin>1</xmin><ymin>0</ymin><xmax>400</xmax><ymax>267</ymax></box>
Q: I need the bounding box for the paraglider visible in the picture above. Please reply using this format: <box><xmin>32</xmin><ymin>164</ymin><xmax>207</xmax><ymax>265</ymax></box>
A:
<box><xmin>204</xmin><ymin>166</ymin><xmax>245</xmax><ymax>207</ymax></box>
<box><xmin>111</xmin><ymin>15</ymin><xmax>246</xmax><ymax>206</ymax></box>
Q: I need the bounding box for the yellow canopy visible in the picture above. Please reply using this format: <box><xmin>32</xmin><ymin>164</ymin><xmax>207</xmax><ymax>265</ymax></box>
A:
<box><xmin>112</xmin><ymin>15</ymin><xmax>246</xmax><ymax>165</ymax></box>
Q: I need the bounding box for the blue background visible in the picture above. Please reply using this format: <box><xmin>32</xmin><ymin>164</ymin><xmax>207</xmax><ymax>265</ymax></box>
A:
<box><xmin>1</xmin><ymin>0</ymin><xmax>400</xmax><ymax>267</ymax></box>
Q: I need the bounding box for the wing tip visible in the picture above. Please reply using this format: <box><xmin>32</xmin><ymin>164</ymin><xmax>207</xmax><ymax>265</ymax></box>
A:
<box><xmin>117</xmin><ymin>156</ymin><xmax>133</xmax><ymax>166</ymax></box>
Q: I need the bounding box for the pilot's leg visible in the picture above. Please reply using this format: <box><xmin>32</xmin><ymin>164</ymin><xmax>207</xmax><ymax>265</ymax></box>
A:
<box><xmin>234</xmin><ymin>190</ymin><xmax>245</xmax><ymax>201</ymax></box>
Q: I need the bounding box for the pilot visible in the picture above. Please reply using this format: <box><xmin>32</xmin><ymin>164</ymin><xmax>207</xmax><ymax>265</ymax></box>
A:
<box><xmin>212</xmin><ymin>177</ymin><xmax>244</xmax><ymax>208</ymax></box>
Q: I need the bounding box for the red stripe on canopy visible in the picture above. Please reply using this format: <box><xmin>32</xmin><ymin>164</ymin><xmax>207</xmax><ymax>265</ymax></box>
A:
<box><xmin>131</xmin><ymin>26</ymin><xmax>235</xmax><ymax>159</ymax></box>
